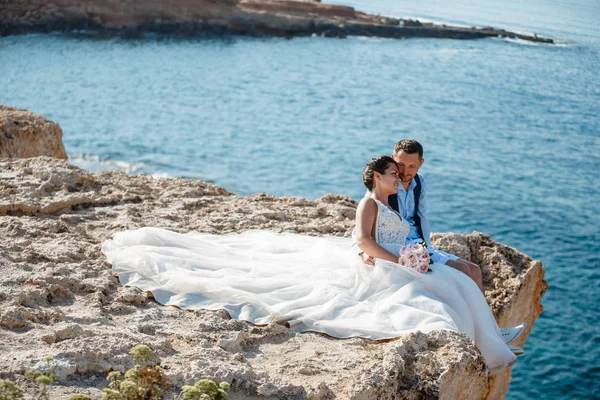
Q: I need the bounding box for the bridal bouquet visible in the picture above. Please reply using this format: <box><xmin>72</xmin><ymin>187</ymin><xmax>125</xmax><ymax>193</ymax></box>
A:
<box><xmin>398</xmin><ymin>243</ymin><xmax>431</xmax><ymax>273</ymax></box>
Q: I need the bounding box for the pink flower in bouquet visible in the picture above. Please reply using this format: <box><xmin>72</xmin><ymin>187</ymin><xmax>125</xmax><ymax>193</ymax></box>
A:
<box><xmin>418</xmin><ymin>259</ymin><xmax>429</xmax><ymax>273</ymax></box>
<box><xmin>398</xmin><ymin>243</ymin><xmax>430</xmax><ymax>273</ymax></box>
<box><xmin>407</xmin><ymin>253</ymin><xmax>417</xmax><ymax>265</ymax></box>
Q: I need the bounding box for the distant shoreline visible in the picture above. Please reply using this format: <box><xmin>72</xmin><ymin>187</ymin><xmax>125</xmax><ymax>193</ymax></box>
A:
<box><xmin>0</xmin><ymin>0</ymin><xmax>553</xmax><ymax>43</ymax></box>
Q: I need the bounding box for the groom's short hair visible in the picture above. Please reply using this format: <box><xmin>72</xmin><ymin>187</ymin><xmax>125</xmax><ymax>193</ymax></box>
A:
<box><xmin>394</xmin><ymin>139</ymin><xmax>423</xmax><ymax>159</ymax></box>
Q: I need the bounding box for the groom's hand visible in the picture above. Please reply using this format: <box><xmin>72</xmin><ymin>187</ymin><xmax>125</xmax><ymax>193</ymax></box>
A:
<box><xmin>360</xmin><ymin>252</ymin><xmax>375</xmax><ymax>266</ymax></box>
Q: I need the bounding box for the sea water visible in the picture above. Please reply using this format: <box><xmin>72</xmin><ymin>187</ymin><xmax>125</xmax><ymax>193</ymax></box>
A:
<box><xmin>1</xmin><ymin>0</ymin><xmax>599</xmax><ymax>397</ymax></box>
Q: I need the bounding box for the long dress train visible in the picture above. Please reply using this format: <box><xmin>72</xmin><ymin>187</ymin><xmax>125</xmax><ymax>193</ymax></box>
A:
<box><xmin>101</xmin><ymin>201</ymin><xmax>516</xmax><ymax>370</ymax></box>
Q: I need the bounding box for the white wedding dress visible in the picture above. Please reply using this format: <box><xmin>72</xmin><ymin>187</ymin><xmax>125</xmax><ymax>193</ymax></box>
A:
<box><xmin>102</xmin><ymin>200</ymin><xmax>516</xmax><ymax>370</ymax></box>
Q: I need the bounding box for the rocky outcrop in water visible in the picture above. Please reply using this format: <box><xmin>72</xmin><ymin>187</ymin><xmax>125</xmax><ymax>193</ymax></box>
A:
<box><xmin>0</xmin><ymin>105</ymin><xmax>67</xmax><ymax>159</ymax></box>
<box><xmin>0</xmin><ymin>0</ymin><xmax>554</xmax><ymax>43</ymax></box>
<box><xmin>0</xmin><ymin>111</ymin><xmax>547</xmax><ymax>398</ymax></box>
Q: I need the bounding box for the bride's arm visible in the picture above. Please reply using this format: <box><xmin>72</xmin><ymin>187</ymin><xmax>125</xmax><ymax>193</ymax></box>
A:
<box><xmin>355</xmin><ymin>198</ymin><xmax>399</xmax><ymax>264</ymax></box>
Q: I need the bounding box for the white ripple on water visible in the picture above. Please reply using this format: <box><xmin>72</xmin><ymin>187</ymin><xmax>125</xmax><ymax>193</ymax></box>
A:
<box><xmin>69</xmin><ymin>153</ymin><xmax>145</xmax><ymax>173</ymax></box>
<box><xmin>496</xmin><ymin>36</ymin><xmax>565</xmax><ymax>47</ymax></box>
<box><xmin>69</xmin><ymin>153</ymin><xmax>171</xmax><ymax>179</ymax></box>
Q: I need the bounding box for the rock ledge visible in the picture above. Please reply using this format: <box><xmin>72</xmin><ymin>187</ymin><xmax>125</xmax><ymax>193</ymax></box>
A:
<box><xmin>0</xmin><ymin>105</ymin><xmax>68</xmax><ymax>160</ymax></box>
<box><xmin>0</xmin><ymin>156</ymin><xmax>547</xmax><ymax>399</ymax></box>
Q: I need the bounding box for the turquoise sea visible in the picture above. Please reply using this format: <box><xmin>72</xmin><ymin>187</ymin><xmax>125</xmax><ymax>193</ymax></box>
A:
<box><xmin>1</xmin><ymin>0</ymin><xmax>599</xmax><ymax>397</ymax></box>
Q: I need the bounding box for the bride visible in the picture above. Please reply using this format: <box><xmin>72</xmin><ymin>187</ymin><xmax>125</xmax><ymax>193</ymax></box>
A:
<box><xmin>102</xmin><ymin>156</ymin><xmax>522</xmax><ymax>371</ymax></box>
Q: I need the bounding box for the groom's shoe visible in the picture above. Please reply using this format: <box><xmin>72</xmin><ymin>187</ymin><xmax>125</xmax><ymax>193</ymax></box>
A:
<box><xmin>500</xmin><ymin>323</ymin><xmax>527</xmax><ymax>345</ymax></box>
<box><xmin>509</xmin><ymin>345</ymin><xmax>524</xmax><ymax>356</ymax></box>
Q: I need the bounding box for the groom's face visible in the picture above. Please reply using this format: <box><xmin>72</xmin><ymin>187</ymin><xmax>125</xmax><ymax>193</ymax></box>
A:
<box><xmin>392</xmin><ymin>151</ymin><xmax>424</xmax><ymax>183</ymax></box>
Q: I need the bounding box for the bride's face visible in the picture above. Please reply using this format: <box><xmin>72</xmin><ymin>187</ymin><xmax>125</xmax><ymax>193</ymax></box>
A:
<box><xmin>376</xmin><ymin>163</ymin><xmax>401</xmax><ymax>194</ymax></box>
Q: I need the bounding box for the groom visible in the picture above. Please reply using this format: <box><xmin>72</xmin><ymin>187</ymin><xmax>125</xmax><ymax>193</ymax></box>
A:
<box><xmin>356</xmin><ymin>139</ymin><xmax>484</xmax><ymax>291</ymax></box>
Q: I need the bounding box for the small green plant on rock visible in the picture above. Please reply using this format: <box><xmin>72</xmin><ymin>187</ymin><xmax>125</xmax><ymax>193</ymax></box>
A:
<box><xmin>181</xmin><ymin>380</ymin><xmax>230</xmax><ymax>400</ymax></box>
<box><xmin>0</xmin><ymin>378</ymin><xmax>24</xmax><ymax>400</ymax></box>
<box><xmin>25</xmin><ymin>355</ymin><xmax>58</xmax><ymax>400</ymax></box>
<box><xmin>0</xmin><ymin>354</ymin><xmax>66</xmax><ymax>400</ymax></box>
<box><xmin>68</xmin><ymin>395</ymin><xmax>92</xmax><ymax>400</ymax></box>
<box><xmin>103</xmin><ymin>345</ymin><xmax>172</xmax><ymax>400</ymax></box>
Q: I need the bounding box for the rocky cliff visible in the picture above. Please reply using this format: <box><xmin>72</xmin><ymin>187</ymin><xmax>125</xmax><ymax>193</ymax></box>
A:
<box><xmin>0</xmin><ymin>0</ymin><xmax>553</xmax><ymax>43</ymax></box>
<box><xmin>0</xmin><ymin>105</ymin><xmax>68</xmax><ymax>159</ymax></box>
<box><xmin>0</xmin><ymin>110</ymin><xmax>547</xmax><ymax>399</ymax></box>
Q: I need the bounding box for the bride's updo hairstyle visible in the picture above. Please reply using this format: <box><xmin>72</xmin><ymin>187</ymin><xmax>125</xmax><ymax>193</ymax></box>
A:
<box><xmin>363</xmin><ymin>156</ymin><xmax>397</xmax><ymax>191</ymax></box>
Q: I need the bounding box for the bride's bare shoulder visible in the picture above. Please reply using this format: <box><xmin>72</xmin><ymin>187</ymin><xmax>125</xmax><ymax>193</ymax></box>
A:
<box><xmin>357</xmin><ymin>197</ymin><xmax>377</xmax><ymax>212</ymax></box>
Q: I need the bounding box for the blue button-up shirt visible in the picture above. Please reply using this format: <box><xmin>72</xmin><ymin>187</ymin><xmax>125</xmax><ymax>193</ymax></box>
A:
<box><xmin>352</xmin><ymin>174</ymin><xmax>454</xmax><ymax>265</ymax></box>
<box><xmin>397</xmin><ymin>174</ymin><xmax>430</xmax><ymax>247</ymax></box>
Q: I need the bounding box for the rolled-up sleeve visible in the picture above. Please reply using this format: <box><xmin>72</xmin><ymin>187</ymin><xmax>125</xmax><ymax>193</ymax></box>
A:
<box><xmin>430</xmin><ymin>248</ymin><xmax>450</xmax><ymax>265</ymax></box>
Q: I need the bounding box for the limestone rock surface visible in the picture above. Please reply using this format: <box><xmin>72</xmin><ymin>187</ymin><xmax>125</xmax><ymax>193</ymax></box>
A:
<box><xmin>430</xmin><ymin>232</ymin><xmax>548</xmax><ymax>399</ymax></box>
<box><xmin>0</xmin><ymin>105</ymin><xmax>68</xmax><ymax>159</ymax></box>
<box><xmin>0</xmin><ymin>156</ymin><xmax>547</xmax><ymax>399</ymax></box>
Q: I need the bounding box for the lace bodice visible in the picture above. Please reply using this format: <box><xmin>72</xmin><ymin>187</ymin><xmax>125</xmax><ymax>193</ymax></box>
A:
<box><xmin>375</xmin><ymin>200</ymin><xmax>410</xmax><ymax>247</ymax></box>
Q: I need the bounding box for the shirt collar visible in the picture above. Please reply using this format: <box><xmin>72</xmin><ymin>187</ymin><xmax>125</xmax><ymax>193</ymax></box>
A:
<box><xmin>399</xmin><ymin>176</ymin><xmax>417</xmax><ymax>193</ymax></box>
